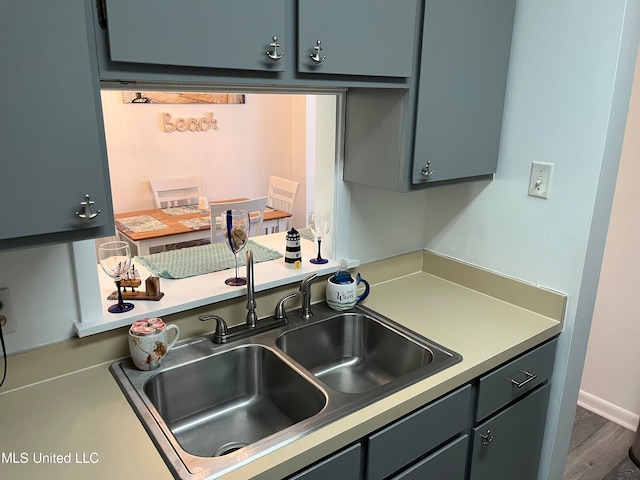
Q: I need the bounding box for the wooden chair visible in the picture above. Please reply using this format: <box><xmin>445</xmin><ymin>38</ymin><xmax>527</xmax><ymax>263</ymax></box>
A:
<box><xmin>210</xmin><ymin>197</ymin><xmax>268</xmax><ymax>243</ymax></box>
<box><xmin>265</xmin><ymin>175</ymin><xmax>300</xmax><ymax>232</ymax></box>
<box><xmin>149</xmin><ymin>176</ymin><xmax>202</xmax><ymax>209</ymax></box>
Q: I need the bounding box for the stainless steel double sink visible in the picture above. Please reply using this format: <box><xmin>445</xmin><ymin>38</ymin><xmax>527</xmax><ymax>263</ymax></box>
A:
<box><xmin>111</xmin><ymin>303</ymin><xmax>462</xmax><ymax>479</ymax></box>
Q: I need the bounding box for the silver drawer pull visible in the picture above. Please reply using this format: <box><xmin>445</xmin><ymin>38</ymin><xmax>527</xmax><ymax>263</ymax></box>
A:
<box><xmin>480</xmin><ymin>429</ymin><xmax>494</xmax><ymax>446</ymax></box>
<box><xmin>510</xmin><ymin>370</ymin><xmax>537</xmax><ymax>388</ymax></box>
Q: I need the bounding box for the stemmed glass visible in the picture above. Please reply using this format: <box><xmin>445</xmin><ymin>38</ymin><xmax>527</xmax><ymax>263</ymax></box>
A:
<box><xmin>221</xmin><ymin>209</ymin><xmax>250</xmax><ymax>286</ymax></box>
<box><xmin>308</xmin><ymin>211</ymin><xmax>331</xmax><ymax>264</ymax></box>
<box><xmin>98</xmin><ymin>241</ymin><xmax>135</xmax><ymax>313</ymax></box>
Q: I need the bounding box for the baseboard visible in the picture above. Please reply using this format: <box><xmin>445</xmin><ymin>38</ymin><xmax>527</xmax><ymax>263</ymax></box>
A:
<box><xmin>578</xmin><ymin>389</ymin><xmax>639</xmax><ymax>431</ymax></box>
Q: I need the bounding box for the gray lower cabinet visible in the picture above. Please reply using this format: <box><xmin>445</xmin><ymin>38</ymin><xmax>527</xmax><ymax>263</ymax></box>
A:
<box><xmin>469</xmin><ymin>384</ymin><xmax>551</xmax><ymax>480</ymax></box>
<box><xmin>287</xmin><ymin>386</ymin><xmax>471</xmax><ymax>480</ymax></box>
<box><xmin>367</xmin><ymin>385</ymin><xmax>472</xmax><ymax>480</ymax></box>
<box><xmin>0</xmin><ymin>0</ymin><xmax>114</xmax><ymax>250</ymax></box>
<box><xmin>391</xmin><ymin>434</ymin><xmax>469</xmax><ymax>480</ymax></box>
<box><xmin>287</xmin><ymin>338</ymin><xmax>557</xmax><ymax>480</ymax></box>
<box><xmin>468</xmin><ymin>338</ymin><xmax>557</xmax><ymax>480</ymax></box>
<box><xmin>288</xmin><ymin>443</ymin><xmax>362</xmax><ymax>480</ymax></box>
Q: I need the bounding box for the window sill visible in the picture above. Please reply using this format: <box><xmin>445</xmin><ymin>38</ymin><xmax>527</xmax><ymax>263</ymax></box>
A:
<box><xmin>74</xmin><ymin>232</ymin><xmax>357</xmax><ymax>337</ymax></box>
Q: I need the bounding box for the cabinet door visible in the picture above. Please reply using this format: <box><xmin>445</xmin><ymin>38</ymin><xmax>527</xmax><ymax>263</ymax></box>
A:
<box><xmin>412</xmin><ymin>0</ymin><xmax>516</xmax><ymax>185</ymax></box>
<box><xmin>288</xmin><ymin>443</ymin><xmax>361</xmax><ymax>480</ymax></box>
<box><xmin>367</xmin><ymin>385</ymin><xmax>471</xmax><ymax>480</ymax></box>
<box><xmin>469</xmin><ymin>383</ymin><xmax>551</xmax><ymax>480</ymax></box>
<box><xmin>298</xmin><ymin>0</ymin><xmax>419</xmax><ymax>77</ymax></box>
<box><xmin>0</xmin><ymin>0</ymin><xmax>114</xmax><ymax>246</ymax></box>
<box><xmin>391</xmin><ymin>434</ymin><xmax>468</xmax><ymax>480</ymax></box>
<box><xmin>104</xmin><ymin>0</ymin><xmax>286</xmax><ymax>72</ymax></box>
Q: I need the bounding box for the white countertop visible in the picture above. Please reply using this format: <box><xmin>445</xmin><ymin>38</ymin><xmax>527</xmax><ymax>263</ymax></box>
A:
<box><xmin>76</xmin><ymin>233</ymin><xmax>357</xmax><ymax>337</ymax></box>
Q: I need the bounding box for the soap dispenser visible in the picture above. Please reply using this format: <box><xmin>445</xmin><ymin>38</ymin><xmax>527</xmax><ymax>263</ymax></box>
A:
<box><xmin>331</xmin><ymin>260</ymin><xmax>353</xmax><ymax>284</ymax></box>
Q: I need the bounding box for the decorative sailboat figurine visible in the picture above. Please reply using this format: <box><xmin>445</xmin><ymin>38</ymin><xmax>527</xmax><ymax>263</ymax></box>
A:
<box><xmin>121</xmin><ymin>264</ymin><xmax>142</xmax><ymax>291</ymax></box>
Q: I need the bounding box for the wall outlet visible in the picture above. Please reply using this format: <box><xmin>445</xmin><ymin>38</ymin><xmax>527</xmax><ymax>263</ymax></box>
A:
<box><xmin>528</xmin><ymin>162</ymin><xmax>554</xmax><ymax>199</ymax></box>
<box><xmin>0</xmin><ymin>288</ymin><xmax>17</xmax><ymax>334</ymax></box>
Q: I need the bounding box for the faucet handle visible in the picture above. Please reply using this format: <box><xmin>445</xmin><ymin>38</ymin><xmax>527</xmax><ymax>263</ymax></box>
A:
<box><xmin>274</xmin><ymin>292</ymin><xmax>297</xmax><ymax>321</ymax></box>
<box><xmin>299</xmin><ymin>273</ymin><xmax>317</xmax><ymax>291</ymax></box>
<box><xmin>299</xmin><ymin>273</ymin><xmax>318</xmax><ymax>320</ymax></box>
<box><xmin>198</xmin><ymin>314</ymin><xmax>228</xmax><ymax>344</ymax></box>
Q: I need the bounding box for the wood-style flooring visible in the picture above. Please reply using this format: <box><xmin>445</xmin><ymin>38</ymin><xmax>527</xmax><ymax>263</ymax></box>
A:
<box><xmin>564</xmin><ymin>406</ymin><xmax>640</xmax><ymax>480</ymax></box>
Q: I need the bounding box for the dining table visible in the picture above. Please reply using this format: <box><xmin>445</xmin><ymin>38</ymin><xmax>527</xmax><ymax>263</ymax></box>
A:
<box><xmin>114</xmin><ymin>201</ymin><xmax>291</xmax><ymax>256</ymax></box>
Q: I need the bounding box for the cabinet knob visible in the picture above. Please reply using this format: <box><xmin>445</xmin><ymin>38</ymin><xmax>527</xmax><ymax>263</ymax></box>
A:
<box><xmin>75</xmin><ymin>194</ymin><xmax>101</xmax><ymax>221</ymax></box>
<box><xmin>480</xmin><ymin>429</ymin><xmax>494</xmax><ymax>446</ymax></box>
<box><xmin>266</xmin><ymin>36</ymin><xmax>284</xmax><ymax>61</ymax></box>
<box><xmin>421</xmin><ymin>161</ymin><xmax>433</xmax><ymax>177</ymax></box>
<box><xmin>310</xmin><ymin>40</ymin><xmax>326</xmax><ymax>64</ymax></box>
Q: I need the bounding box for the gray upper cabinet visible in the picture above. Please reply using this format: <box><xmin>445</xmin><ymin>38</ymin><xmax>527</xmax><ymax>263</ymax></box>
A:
<box><xmin>104</xmin><ymin>0</ymin><xmax>286</xmax><ymax>72</ymax></box>
<box><xmin>95</xmin><ymin>0</ymin><xmax>420</xmax><ymax>87</ymax></box>
<box><xmin>298</xmin><ymin>0</ymin><xmax>419</xmax><ymax>77</ymax></box>
<box><xmin>344</xmin><ymin>0</ymin><xmax>516</xmax><ymax>192</ymax></box>
<box><xmin>412</xmin><ymin>0</ymin><xmax>516</xmax><ymax>185</ymax></box>
<box><xmin>0</xmin><ymin>0</ymin><xmax>114</xmax><ymax>250</ymax></box>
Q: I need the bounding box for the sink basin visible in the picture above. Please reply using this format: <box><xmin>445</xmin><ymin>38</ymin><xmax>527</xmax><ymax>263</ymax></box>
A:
<box><xmin>110</xmin><ymin>304</ymin><xmax>461</xmax><ymax>479</ymax></box>
<box><xmin>143</xmin><ymin>345</ymin><xmax>326</xmax><ymax>457</ymax></box>
<box><xmin>276</xmin><ymin>313</ymin><xmax>443</xmax><ymax>393</ymax></box>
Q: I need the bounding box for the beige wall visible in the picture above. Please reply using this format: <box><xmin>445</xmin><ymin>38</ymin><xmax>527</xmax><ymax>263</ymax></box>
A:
<box><xmin>579</xmin><ymin>48</ymin><xmax>640</xmax><ymax>431</ymax></box>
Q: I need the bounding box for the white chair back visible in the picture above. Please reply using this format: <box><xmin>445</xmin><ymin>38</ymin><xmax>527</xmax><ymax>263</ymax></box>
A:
<box><xmin>266</xmin><ymin>176</ymin><xmax>300</xmax><ymax>232</ymax></box>
<box><xmin>149</xmin><ymin>176</ymin><xmax>202</xmax><ymax>209</ymax></box>
<box><xmin>210</xmin><ymin>197</ymin><xmax>268</xmax><ymax>243</ymax></box>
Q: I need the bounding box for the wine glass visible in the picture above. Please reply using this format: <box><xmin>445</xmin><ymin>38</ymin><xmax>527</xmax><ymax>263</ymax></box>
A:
<box><xmin>98</xmin><ymin>241</ymin><xmax>135</xmax><ymax>314</ymax></box>
<box><xmin>308</xmin><ymin>211</ymin><xmax>331</xmax><ymax>264</ymax></box>
<box><xmin>221</xmin><ymin>209</ymin><xmax>250</xmax><ymax>286</ymax></box>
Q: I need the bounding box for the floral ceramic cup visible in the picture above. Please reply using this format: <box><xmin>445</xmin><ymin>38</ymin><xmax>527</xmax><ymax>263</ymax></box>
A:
<box><xmin>128</xmin><ymin>318</ymin><xmax>180</xmax><ymax>371</ymax></box>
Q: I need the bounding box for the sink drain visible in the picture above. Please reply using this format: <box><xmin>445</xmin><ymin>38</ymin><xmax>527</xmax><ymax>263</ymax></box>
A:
<box><xmin>214</xmin><ymin>441</ymin><xmax>249</xmax><ymax>457</ymax></box>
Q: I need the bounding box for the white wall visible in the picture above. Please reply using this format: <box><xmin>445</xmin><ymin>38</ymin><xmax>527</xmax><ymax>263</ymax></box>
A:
<box><xmin>0</xmin><ymin>3</ymin><xmax>638</xmax><ymax>479</ymax></box>
<box><xmin>101</xmin><ymin>91</ymin><xmax>307</xmax><ymax>227</ymax></box>
<box><xmin>579</xmin><ymin>47</ymin><xmax>640</xmax><ymax>431</ymax></box>
<box><xmin>348</xmin><ymin>2</ymin><xmax>638</xmax><ymax>479</ymax></box>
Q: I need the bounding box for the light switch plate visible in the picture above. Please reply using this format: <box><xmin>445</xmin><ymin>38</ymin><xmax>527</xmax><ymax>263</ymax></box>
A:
<box><xmin>528</xmin><ymin>162</ymin><xmax>553</xmax><ymax>199</ymax></box>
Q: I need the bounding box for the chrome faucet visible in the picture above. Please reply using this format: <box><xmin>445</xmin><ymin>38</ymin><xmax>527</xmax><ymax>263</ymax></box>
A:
<box><xmin>299</xmin><ymin>273</ymin><xmax>317</xmax><ymax>320</ymax></box>
<box><xmin>246</xmin><ymin>249</ymin><xmax>258</xmax><ymax>328</ymax></box>
<box><xmin>199</xmin><ymin>250</ymin><xmax>295</xmax><ymax>344</ymax></box>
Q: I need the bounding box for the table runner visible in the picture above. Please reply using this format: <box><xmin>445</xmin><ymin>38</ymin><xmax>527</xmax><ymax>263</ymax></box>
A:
<box><xmin>179</xmin><ymin>217</ymin><xmax>211</xmax><ymax>230</ymax></box>
<box><xmin>161</xmin><ymin>205</ymin><xmax>208</xmax><ymax>216</ymax></box>
<box><xmin>134</xmin><ymin>240</ymin><xmax>283</xmax><ymax>279</ymax></box>
<box><xmin>116</xmin><ymin>215</ymin><xmax>169</xmax><ymax>233</ymax></box>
